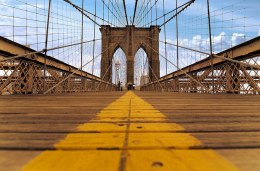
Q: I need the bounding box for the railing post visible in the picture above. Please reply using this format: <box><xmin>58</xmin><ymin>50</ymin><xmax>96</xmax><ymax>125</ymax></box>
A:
<box><xmin>190</xmin><ymin>72</ymin><xmax>198</xmax><ymax>93</ymax></box>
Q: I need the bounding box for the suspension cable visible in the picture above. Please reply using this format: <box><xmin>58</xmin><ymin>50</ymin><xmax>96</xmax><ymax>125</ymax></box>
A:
<box><xmin>137</xmin><ymin>0</ymin><xmax>159</xmax><ymax>26</ymax></box>
<box><xmin>0</xmin><ymin>39</ymin><xmax>101</xmax><ymax>62</ymax></box>
<box><xmin>122</xmin><ymin>0</ymin><xmax>129</xmax><ymax>25</ymax></box>
<box><xmin>145</xmin><ymin>36</ymin><xmax>260</xmax><ymax>70</ymax></box>
<box><xmin>143</xmin><ymin>0</ymin><xmax>194</xmax><ymax>27</ymax></box>
<box><xmin>135</xmin><ymin>0</ymin><xmax>146</xmax><ymax>26</ymax></box>
<box><xmin>44</xmin><ymin>46</ymin><xmax>111</xmax><ymax>94</ymax></box>
<box><xmin>106</xmin><ymin>0</ymin><xmax>125</xmax><ymax>26</ymax></box>
<box><xmin>92</xmin><ymin>0</ymin><xmax>97</xmax><ymax>76</ymax></box>
<box><xmin>163</xmin><ymin>0</ymin><xmax>167</xmax><ymax>74</ymax></box>
<box><xmin>160</xmin><ymin>0</ymin><xmax>195</xmax><ymax>27</ymax></box>
<box><xmin>132</xmin><ymin>0</ymin><xmax>139</xmax><ymax>25</ymax></box>
<box><xmin>96</xmin><ymin>58</ymin><xmax>114</xmax><ymax>91</ymax></box>
<box><xmin>141</xmin><ymin>41</ymin><xmax>211</xmax><ymax>92</ymax></box>
<box><xmin>136</xmin><ymin>0</ymin><xmax>149</xmax><ymax>26</ymax></box>
<box><xmin>64</xmin><ymin>0</ymin><xmax>101</xmax><ymax>27</ymax></box>
<box><xmin>146</xmin><ymin>55</ymin><xmax>164</xmax><ymax>90</ymax></box>
<box><xmin>95</xmin><ymin>39</ymin><xmax>125</xmax><ymax>90</ymax></box>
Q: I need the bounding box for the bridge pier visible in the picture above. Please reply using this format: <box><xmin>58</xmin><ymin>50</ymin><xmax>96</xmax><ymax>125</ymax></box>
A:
<box><xmin>100</xmin><ymin>25</ymin><xmax>160</xmax><ymax>84</ymax></box>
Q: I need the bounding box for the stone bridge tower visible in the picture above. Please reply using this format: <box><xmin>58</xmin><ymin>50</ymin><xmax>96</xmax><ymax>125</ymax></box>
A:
<box><xmin>100</xmin><ymin>25</ymin><xmax>160</xmax><ymax>84</ymax></box>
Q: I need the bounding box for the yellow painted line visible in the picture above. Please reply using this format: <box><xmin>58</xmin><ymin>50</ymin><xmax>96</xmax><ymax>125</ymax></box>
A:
<box><xmin>22</xmin><ymin>91</ymin><xmax>239</xmax><ymax>171</ymax></box>
<box><xmin>127</xmin><ymin>150</ymin><xmax>238</xmax><ymax>171</ymax></box>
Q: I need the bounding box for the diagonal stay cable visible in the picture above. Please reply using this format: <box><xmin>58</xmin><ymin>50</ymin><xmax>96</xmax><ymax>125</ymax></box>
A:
<box><xmin>143</xmin><ymin>55</ymin><xmax>153</xmax><ymax>85</ymax></box>
<box><xmin>44</xmin><ymin>46</ymin><xmax>112</xmax><ymax>94</ymax></box>
<box><xmin>64</xmin><ymin>0</ymin><xmax>101</xmax><ymax>27</ymax></box>
<box><xmin>114</xmin><ymin>0</ymin><xmax>126</xmax><ymax>25</ymax></box>
<box><xmin>64</xmin><ymin>0</ymin><xmax>114</xmax><ymax>26</ymax></box>
<box><xmin>145</xmin><ymin>36</ymin><xmax>260</xmax><ymax>70</ymax></box>
<box><xmin>134</xmin><ymin>0</ymin><xmax>146</xmax><ymax>25</ymax></box>
<box><xmin>0</xmin><ymin>39</ymin><xmax>100</xmax><ymax>62</ymax></box>
<box><xmin>135</xmin><ymin>0</ymin><xmax>151</xmax><ymax>25</ymax></box>
<box><xmin>143</xmin><ymin>0</ymin><xmax>192</xmax><ymax>26</ymax></box>
<box><xmin>101</xmin><ymin>0</ymin><xmax>125</xmax><ymax>26</ymax></box>
<box><xmin>136</xmin><ymin>0</ymin><xmax>159</xmax><ymax>26</ymax></box>
<box><xmin>75</xmin><ymin>1</ymin><xmax>114</xmax><ymax>26</ymax></box>
<box><xmin>105</xmin><ymin>75</ymin><xmax>113</xmax><ymax>90</ymax></box>
<box><xmin>42</xmin><ymin>29</ymin><xmax>119</xmax><ymax>94</ymax></box>
<box><xmin>95</xmin><ymin>57</ymin><xmax>114</xmax><ymax>91</ymax></box>
<box><xmin>95</xmin><ymin>38</ymin><xmax>126</xmax><ymax>91</ymax></box>
<box><xmin>146</xmin><ymin>54</ymin><xmax>164</xmax><ymax>90</ymax></box>
<box><xmin>159</xmin><ymin>39</ymin><xmax>260</xmax><ymax>70</ymax></box>
<box><xmin>107</xmin><ymin>0</ymin><xmax>125</xmax><ymax>25</ymax></box>
<box><xmin>141</xmin><ymin>41</ymin><xmax>211</xmax><ymax>92</ymax></box>
<box><xmin>160</xmin><ymin>0</ymin><xmax>195</xmax><ymax>27</ymax></box>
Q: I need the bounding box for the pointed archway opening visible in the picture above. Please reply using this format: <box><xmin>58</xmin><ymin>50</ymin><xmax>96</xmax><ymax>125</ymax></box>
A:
<box><xmin>134</xmin><ymin>48</ymin><xmax>150</xmax><ymax>88</ymax></box>
<box><xmin>112</xmin><ymin>47</ymin><xmax>127</xmax><ymax>89</ymax></box>
<box><xmin>100</xmin><ymin>25</ymin><xmax>160</xmax><ymax>82</ymax></box>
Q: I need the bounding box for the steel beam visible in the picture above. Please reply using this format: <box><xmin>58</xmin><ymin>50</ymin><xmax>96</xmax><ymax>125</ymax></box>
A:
<box><xmin>148</xmin><ymin>36</ymin><xmax>260</xmax><ymax>85</ymax></box>
<box><xmin>0</xmin><ymin>36</ymin><xmax>111</xmax><ymax>85</ymax></box>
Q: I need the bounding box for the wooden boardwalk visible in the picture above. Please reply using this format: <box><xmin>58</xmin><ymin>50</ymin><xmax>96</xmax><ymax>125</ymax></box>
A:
<box><xmin>0</xmin><ymin>91</ymin><xmax>259</xmax><ymax>171</ymax></box>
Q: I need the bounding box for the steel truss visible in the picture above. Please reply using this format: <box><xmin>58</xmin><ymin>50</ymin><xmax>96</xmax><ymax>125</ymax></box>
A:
<box><xmin>0</xmin><ymin>37</ymin><xmax>116</xmax><ymax>95</ymax></box>
<box><xmin>141</xmin><ymin>37</ymin><xmax>260</xmax><ymax>95</ymax></box>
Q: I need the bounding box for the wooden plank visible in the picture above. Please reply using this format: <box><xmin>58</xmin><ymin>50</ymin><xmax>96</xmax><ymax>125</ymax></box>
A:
<box><xmin>0</xmin><ymin>91</ymin><xmax>259</xmax><ymax>170</ymax></box>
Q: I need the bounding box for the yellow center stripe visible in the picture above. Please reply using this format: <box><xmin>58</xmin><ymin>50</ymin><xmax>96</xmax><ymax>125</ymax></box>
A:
<box><xmin>22</xmin><ymin>91</ymin><xmax>239</xmax><ymax>171</ymax></box>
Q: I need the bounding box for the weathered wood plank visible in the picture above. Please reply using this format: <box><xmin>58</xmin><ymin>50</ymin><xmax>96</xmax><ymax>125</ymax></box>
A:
<box><xmin>0</xmin><ymin>91</ymin><xmax>259</xmax><ymax>170</ymax></box>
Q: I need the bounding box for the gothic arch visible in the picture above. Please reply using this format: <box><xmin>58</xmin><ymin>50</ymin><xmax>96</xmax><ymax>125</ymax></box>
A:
<box><xmin>112</xmin><ymin>47</ymin><xmax>127</xmax><ymax>85</ymax></box>
<box><xmin>100</xmin><ymin>25</ymin><xmax>160</xmax><ymax>84</ymax></box>
<box><xmin>134</xmin><ymin>47</ymin><xmax>150</xmax><ymax>85</ymax></box>
<box><xmin>112</xmin><ymin>45</ymin><xmax>127</xmax><ymax>60</ymax></box>
<box><xmin>134</xmin><ymin>44</ymin><xmax>150</xmax><ymax>60</ymax></box>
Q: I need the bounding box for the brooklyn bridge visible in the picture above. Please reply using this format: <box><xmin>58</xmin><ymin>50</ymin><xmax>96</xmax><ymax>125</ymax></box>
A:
<box><xmin>0</xmin><ymin>0</ymin><xmax>260</xmax><ymax>170</ymax></box>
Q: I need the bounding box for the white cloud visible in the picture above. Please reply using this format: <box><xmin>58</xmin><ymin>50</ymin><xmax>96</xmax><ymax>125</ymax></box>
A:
<box><xmin>0</xmin><ymin>0</ymin><xmax>8</xmax><ymax>4</ymax></box>
<box><xmin>231</xmin><ymin>33</ymin><xmax>246</xmax><ymax>46</ymax></box>
<box><xmin>258</xmin><ymin>30</ymin><xmax>260</xmax><ymax>36</ymax></box>
<box><xmin>158</xmin><ymin>31</ymin><xmax>252</xmax><ymax>76</ymax></box>
<box><xmin>213</xmin><ymin>32</ymin><xmax>226</xmax><ymax>45</ymax></box>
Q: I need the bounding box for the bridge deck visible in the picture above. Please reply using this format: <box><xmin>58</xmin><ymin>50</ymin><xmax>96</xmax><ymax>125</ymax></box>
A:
<box><xmin>0</xmin><ymin>91</ymin><xmax>260</xmax><ymax>171</ymax></box>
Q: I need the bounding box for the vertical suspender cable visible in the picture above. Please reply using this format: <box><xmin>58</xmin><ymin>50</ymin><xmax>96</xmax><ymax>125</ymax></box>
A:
<box><xmin>135</xmin><ymin>0</ymin><xmax>144</xmax><ymax>26</ymax></box>
<box><xmin>150</xmin><ymin>0</ymin><xmax>152</xmax><ymax>25</ymax></box>
<box><xmin>207</xmin><ymin>0</ymin><xmax>214</xmax><ymax>93</ymax></box>
<box><xmin>112</xmin><ymin>0</ymin><xmax>114</xmax><ymax>25</ymax></box>
<box><xmin>44</xmin><ymin>0</ymin><xmax>52</xmax><ymax>91</ymax></box>
<box><xmin>81</xmin><ymin>0</ymin><xmax>84</xmax><ymax>76</ymax></box>
<box><xmin>163</xmin><ymin>0</ymin><xmax>167</xmax><ymax>75</ymax></box>
<box><xmin>176</xmin><ymin>0</ymin><xmax>179</xmax><ymax>92</ymax></box>
<box><xmin>146</xmin><ymin>0</ymin><xmax>148</xmax><ymax>26</ymax></box>
<box><xmin>108</xmin><ymin>0</ymin><xmax>110</xmax><ymax>23</ymax></box>
<box><xmin>92</xmin><ymin>0</ymin><xmax>97</xmax><ymax>75</ymax></box>
<box><xmin>155</xmin><ymin>0</ymin><xmax>157</xmax><ymax>25</ymax></box>
<box><xmin>36</xmin><ymin>0</ymin><xmax>38</xmax><ymax>50</ymax></box>
<box><xmin>176</xmin><ymin>0</ymin><xmax>179</xmax><ymax>69</ymax></box>
<box><xmin>103</xmin><ymin>0</ymin><xmax>104</xmax><ymax>24</ymax></box>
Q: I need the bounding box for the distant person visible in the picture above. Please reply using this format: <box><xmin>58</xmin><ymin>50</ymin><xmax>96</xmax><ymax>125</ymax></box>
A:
<box><xmin>117</xmin><ymin>81</ymin><xmax>121</xmax><ymax>91</ymax></box>
<box><xmin>127</xmin><ymin>83</ymin><xmax>133</xmax><ymax>90</ymax></box>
